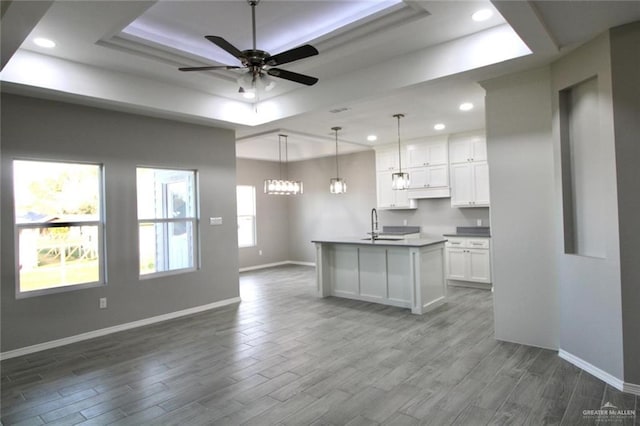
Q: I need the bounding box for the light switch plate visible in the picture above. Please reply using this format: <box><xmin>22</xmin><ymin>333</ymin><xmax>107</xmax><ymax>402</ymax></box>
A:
<box><xmin>210</xmin><ymin>217</ymin><xmax>223</xmax><ymax>225</ymax></box>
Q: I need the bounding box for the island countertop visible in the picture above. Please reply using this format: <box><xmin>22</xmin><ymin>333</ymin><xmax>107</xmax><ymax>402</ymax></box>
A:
<box><xmin>311</xmin><ymin>237</ymin><xmax>447</xmax><ymax>248</ymax></box>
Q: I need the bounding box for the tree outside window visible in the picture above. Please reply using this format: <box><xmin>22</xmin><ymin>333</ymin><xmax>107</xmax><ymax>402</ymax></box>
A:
<box><xmin>13</xmin><ymin>160</ymin><xmax>104</xmax><ymax>295</ymax></box>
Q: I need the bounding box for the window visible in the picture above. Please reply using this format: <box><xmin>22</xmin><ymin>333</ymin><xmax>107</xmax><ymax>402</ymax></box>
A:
<box><xmin>13</xmin><ymin>160</ymin><xmax>104</xmax><ymax>296</ymax></box>
<box><xmin>137</xmin><ymin>168</ymin><xmax>198</xmax><ymax>276</ymax></box>
<box><xmin>237</xmin><ymin>185</ymin><xmax>256</xmax><ymax>248</ymax></box>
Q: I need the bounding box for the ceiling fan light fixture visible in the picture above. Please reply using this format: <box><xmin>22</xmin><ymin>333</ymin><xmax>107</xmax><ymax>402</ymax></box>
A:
<box><xmin>259</xmin><ymin>74</ymin><xmax>276</xmax><ymax>92</ymax></box>
<box><xmin>239</xmin><ymin>87</ymin><xmax>256</xmax><ymax>99</ymax></box>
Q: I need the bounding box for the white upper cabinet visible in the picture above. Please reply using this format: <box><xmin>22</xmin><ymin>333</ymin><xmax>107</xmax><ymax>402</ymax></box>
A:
<box><xmin>404</xmin><ymin>136</ymin><xmax>450</xmax><ymax>199</ymax></box>
<box><xmin>449</xmin><ymin>134</ymin><xmax>487</xmax><ymax>164</ymax></box>
<box><xmin>407</xmin><ymin>139</ymin><xmax>448</xmax><ymax>167</ymax></box>
<box><xmin>376</xmin><ymin>148</ymin><xmax>407</xmax><ymax>171</ymax></box>
<box><xmin>408</xmin><ymin>165</ymin><xmax>448</xmax><ymax>189</ymax></box>
<box><xmin>448</xmin><ymin>131</ymin><xmax>489</xmax><ymax>208</ymax></box>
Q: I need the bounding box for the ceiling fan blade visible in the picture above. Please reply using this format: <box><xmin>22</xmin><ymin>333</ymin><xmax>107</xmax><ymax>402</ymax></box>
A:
<box><xmin>267</xmin><ymin>68</ymin><xmax>319</xmax><ymax>86</ymax></box>
<box><xmin>205</xmin><ymin>35</ymin><xmax>244</xmax><ymax>59</ymax></box>
<box><xmin>179</xmin><ymin>65</ymin><xmax>242</xmax><ymax>72</ymax></box>
<box><xmin>266</xmin><ymin>44</ymin><xmax>318</xmax><ymax>66</ymax></box>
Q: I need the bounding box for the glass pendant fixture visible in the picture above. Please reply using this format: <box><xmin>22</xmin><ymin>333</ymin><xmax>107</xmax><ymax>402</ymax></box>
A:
<box><xmin>391</xmin><ymin>113</ymin><xmax>410</xmax><ymax>190</ymax></box>
<box><xmin>329</xmin><ymin>126</ymin><xmax>347</xmax><ymax>194</ymax></box>
<box><xmin>264</xmin><ymin>134</ymin><xmax>303</xmax><ymax>195</ymax></box>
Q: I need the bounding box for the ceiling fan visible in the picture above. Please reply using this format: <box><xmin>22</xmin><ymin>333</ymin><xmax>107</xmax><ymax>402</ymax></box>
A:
<box><xmin>179</xmin><ymin>0</ymin><xmax>319</xmax><ymax>93</ymax></box>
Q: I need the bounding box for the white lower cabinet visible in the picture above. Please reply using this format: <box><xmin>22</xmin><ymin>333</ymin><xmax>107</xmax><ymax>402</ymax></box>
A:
<box><xmin>445</xmin><ymin>237</ymin><xmax>491</xmax><ymax>284</ymax></box>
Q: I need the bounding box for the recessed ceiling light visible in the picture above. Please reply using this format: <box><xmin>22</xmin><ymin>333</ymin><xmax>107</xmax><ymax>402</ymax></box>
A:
<box><xmin>367</xmin><ymin>135</ymin><xmax>378</xmax><ymax>142</ymax></box>
<box><xmin>434</xmin><ymin>123</ymin><xmax>446</xmax><ymax>131</ymax></box>
<box><xmin>33</xmin><ymin>37</ymin><xmax>56</xmax><ymax>48</ymax></box>
<box><xmin>459</xmin><ymin>102</ymin><xmax>474</xmax><ymax>111</ymax></box>
<box><xmin>472</xmin><ymin>9</ymin><xmax>493</xmax><ymax>22</ymax></box>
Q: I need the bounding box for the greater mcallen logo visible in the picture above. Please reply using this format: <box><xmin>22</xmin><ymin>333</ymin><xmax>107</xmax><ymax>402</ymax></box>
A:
<box><xmin>583</xmin><ymin>401</ymin><xmax>636</xmax><ymax>422</ymax></box>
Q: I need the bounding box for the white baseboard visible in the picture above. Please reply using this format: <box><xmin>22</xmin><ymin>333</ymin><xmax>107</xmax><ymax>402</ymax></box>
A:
<box><xmin>623</xmin><ymin>381</ymin><xmax>640</xmax><ymax>395</ymax></box>
<box><xmin>559</xmin><ymin>349</ymin><xmax>640</xmax><ymax>396</ymax></box>
<box><xmin>239</xmin><ymin>260</ymin><xmax>315</xmax><ymax>272</ymax></box>
<box><xmin>0</xmin><ymin>297</ymin><xmax>241</xmax><ymax>361</ymax></box>
<box><xmin>288</xmin><ymin>261</ymin><xmax>315</xmax><ymax>267</ymax></box>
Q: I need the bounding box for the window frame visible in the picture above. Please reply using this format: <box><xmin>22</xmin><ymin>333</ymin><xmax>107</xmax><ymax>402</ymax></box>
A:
<box><xmin>236</xmin><ymin>185</ymin><xmax>257</xmax><ymax>248</ymax></box>
<box><xmin>13</xmin><ymin>159</ymin><xmax>106</xmax><ymax>299</ymax></box>
<box><xmin>136</xmin><ymin>166</ymin><xmax>200</xmax><ymax>279</ymax></box>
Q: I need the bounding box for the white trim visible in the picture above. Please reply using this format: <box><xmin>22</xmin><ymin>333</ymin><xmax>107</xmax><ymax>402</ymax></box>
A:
<box><xmin>623</xmin><ymin>382</ymin><xmax>640</xmax><ymax>396</ymax></box>
<box><xmin>288</xmin><ymin>261</ymin><xmax>315</xmax><ymax>267</ymax></box>
<box><xmin>239</xmin><ymin>260</ymin><xmax>315</xmax><ymax>272</ymax></box>
<box><xmin>558</xmin><ymin>349</ymin><xmax>637</xmax><ymax>395</ymax></box>
<box><xmin>0</xmin><ymin>297</ymin><xmax>241</xmax><ymax>361</ymax></box>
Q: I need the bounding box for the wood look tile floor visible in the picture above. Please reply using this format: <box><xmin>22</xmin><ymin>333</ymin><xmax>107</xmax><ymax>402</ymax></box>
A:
<box><xmin>1</xmin><ymin>265</ymin><xmax>638</xmax><ymax>425</ymax></box>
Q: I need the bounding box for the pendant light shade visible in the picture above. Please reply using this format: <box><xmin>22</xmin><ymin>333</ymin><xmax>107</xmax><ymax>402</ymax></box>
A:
<box><xmin>391</xmin><ymin>113</ymin><xmax>409</xmax><ymax>190</ymax></box>
<box><xmin>264</xmin><ymin>134</ymin><xmax>303</xmax><ymax>195</ymax></box>
<box><xmin>329</xmin><ymin>126</ymin><xmax>347</xmax><ymax>194</ymax></box>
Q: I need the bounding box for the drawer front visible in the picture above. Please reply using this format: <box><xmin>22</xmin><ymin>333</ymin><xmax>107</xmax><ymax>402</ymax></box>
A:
<box><xmin>445</xmin><ymin>238</ymin><xmax>466</xmax><ymax>248</ymax></box>
<box><xmin>467</xmin><ymin>238</ymin><xmax>490</xmax><ymax>249</ymax></box>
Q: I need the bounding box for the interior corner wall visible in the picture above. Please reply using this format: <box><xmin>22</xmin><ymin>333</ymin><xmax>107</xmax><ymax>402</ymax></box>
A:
<box><xmin>1</xmin><ymin>94</ymin><xmax>239</xmax><ymax>352</ymax></box>
<box><xmin>286</xmin><ymin>151</ymin><xmax>377</xmax><ymax>263</ymax></box>
<box><xmin>236</xmin><ymin>158</ymin><xmax>290</xmax><ymax>268</ymax></box>
<box><xmin>481</xmin><ymin>66</ymin><xmax>559</xmax><ymax>350</ymax></box>
<box><xmin>551</xmin><ymin>32</ymin><xmax>624</xmax><ymax>380</ymax></box>
<box><xmin>610</xmin><ymin>21</ymin><xmax>640</xmax><ymax>385</ymax></box>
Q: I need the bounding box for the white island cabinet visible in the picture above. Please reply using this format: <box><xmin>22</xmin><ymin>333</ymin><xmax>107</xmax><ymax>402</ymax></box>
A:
<box><xmin>312</xmin><ymin>238</ymin><xmax>447</xmax><ymax>315</ymax></box>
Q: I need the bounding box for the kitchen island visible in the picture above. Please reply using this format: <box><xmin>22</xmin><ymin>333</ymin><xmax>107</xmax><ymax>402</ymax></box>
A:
<box><xmin>312</xmin><ymin>237</ymin><xmax>447</xmax><ymax>314</ymax></box>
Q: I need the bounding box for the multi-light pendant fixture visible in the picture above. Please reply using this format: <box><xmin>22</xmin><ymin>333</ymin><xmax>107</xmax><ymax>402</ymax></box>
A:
<box><xmin>329</xmin><ymin>127</ymin><xmax>347</xmax><ymax>194</ymax></box>
<box><xmin>264</xmin><ymin>134</ymin><xmax>303</xmax><ymax>195</ymax></box>
<box><xmin>391</xmin><ymin>113</ymin><xmax>410</xmax><ymax>190</ymax></box>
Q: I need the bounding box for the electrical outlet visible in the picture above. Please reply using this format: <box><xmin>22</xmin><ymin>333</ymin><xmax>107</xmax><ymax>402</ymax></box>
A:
<box><xmin>403</xmin><ymin>219</ymin><xmax>408</xmax><ymax>226</ymax></box>
<box><xmin>99</xmin><ymin>297</ymin><xmax>107</xmax><ymax>309</ymax></box>
<box><xmin>477</xmin><ymin>219</ymin><xmax>482</xmax><ymax>226</ymax></box>
<box><xmin>258</xmin><ymin>250</ymin><xmax>263</xmax><ymax>256</ymax></box>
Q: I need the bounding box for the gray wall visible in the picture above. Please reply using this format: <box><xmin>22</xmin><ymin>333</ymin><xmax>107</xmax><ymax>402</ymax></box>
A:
<box><xmin>481</xmin><ymin>67</ymin><xmax>559</xmax><ymax>350</ymax></box>
<box><xmin>287</xmin><ymin>151</ymin><xmax>377</xmax><ymax>263</ymax></box>
<box><xmin>551</xmin><ymin>31</ymin><xmax>624</xmax><ymax>380</ymax></box>
<box><xmin>610</xmin><ymin>22</ymin><xmax>640</xmax><ymax>385</ymax></box>
<box><xmin>236</xmin><ymin>158</ymin><xmax>290</xmax><ymax>268</ymax></box>
<box><xmin>480</xmin><ymin>23</ymin><xmax>640</xmax><ymax>384</ymax></box>
<box><xmin>1</xmin><ymin>94</ymin><xmax>239</xmax><ymax>352</ymax></box>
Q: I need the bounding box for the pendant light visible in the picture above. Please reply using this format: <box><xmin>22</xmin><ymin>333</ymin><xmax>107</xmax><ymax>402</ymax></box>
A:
<box><xmin>264</xmin><ymin>134</ymin><xmax>303</xmax><ymax>195</ymax></box>
<box><xmin>329</xmin><ymin>126</ymin><xmax>347</xmax><ymax>194</ymax></box>
<box><xmin>391</xmin><ymin>113</ymin><xmax>410</xmax><ymax>190</ymax></box>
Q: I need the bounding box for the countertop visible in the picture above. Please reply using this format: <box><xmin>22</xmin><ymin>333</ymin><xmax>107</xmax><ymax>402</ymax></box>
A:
<box><xmin>312</xmin><ymin>236</ymin><xmax>447</xmax><ymax>248</ymax></box>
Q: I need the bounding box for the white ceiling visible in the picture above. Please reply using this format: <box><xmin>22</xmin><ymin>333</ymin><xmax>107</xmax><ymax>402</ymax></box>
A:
<box><xmin>2</xmin><ymin>1</ymin><xmax>639</xmax><ymax>161</ymax></box>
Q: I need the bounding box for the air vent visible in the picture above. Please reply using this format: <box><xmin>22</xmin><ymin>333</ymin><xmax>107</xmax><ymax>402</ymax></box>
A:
<box><xmin>329</xmin><ymin>107</ymin><xmax>350</xmax><ymax>114</ymax></box>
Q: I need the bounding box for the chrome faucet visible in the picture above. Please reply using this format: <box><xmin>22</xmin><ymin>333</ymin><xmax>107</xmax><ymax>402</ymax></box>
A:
<box><xmin>370</xmin><ymin>208</ymin><xmax>378</xmax><ymax>242</ymax></box>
